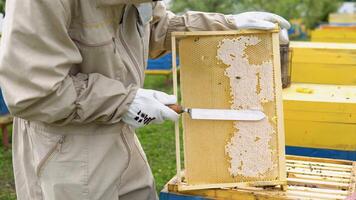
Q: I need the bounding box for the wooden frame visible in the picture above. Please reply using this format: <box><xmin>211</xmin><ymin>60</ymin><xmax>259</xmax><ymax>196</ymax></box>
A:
<box><xmin>164</xmin><ymin>155</ymin><xmax>356</xmax><ymax>200</ymax></box>
<box><xmin>171</xmin><ymin>30</ymin><xmax>286</xmax><ymax>191</ymax></box>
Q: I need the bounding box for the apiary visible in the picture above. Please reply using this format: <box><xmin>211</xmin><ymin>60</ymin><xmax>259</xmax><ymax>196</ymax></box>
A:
<box><xmin>171</xmin><ymin>30</ymin><xmax>286</xmax><ymax>191</ymax></box>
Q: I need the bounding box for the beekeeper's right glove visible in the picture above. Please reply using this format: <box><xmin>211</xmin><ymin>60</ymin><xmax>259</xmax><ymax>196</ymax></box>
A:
<box><xmin>122</xmin><ymin>88</ymin><xmax>179</xmax><ymax>128</ymax></box>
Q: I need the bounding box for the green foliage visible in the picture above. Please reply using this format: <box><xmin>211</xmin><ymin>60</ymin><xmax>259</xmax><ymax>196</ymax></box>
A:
<box><xmin>171</xmin><ymin>0</ymin><xmax>241</xmax><ymax>14</ymax></box>
<box><xmin>0</xmin><ymin>0</ymin><xmax>4</xmax><ymax>14</ymax></box>
<box><xmin>0</xmin><ymin>146</ymin><xmax>16</xmax><ymax>200</ymax></box>
<box><xmin>170</xmin><ymin>0</ymin><xmax>343</xmax><ymax>29</ymax></box>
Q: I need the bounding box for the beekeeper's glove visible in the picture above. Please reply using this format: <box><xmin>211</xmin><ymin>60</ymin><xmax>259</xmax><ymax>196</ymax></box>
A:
<box><xmin>231</xmin><ymin>12</ymin><xmax>291</xmax><ymax>44</ymax></box>
<box><xmin>122</xmin><ymin>88</ymin><xmax>179</xmax><ymax>128</ymax></box>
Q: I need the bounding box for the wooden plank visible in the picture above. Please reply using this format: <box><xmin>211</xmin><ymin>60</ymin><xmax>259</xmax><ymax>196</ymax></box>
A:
<box><xmin>329</xmin><ymin>13</ymin><xmax>356</xmax><ymax>24</ymax></box>
<box><xmin>287</xmin><ymin>173</ymin><xmax>351</xmax><ymax>184</ymax></box>
<box><xmin>283</xmin><ymin>84</ymin><xmax>356</xmax><ymax>105</ymax></box>
<box><xmin>286</xmin><ymin>155</ymin><xmax>354</xmax><ymax>166</ymax></box>
<box><xmin>284</xmin><ymin>110</ymin><xmax>356</xmax><ymax>124</ymax></box>
<box><xmin>172</xmin><ymin>30</ymin><xmax>279</xmax><ymax>37</ymax></box>
<box><xmin>287</xmin><ymin>178</ymin><xmax>350</xmax><ymax>190</ymax></box>
<box><xmin>273</xmin><ymin>32</ymin><xmax>287</xmax><ymax>184</ymax></box>
<box><xmin>288</xmin><ymin>185</ymin><xmax>348</xmax><ymax>195</ymax></box>
<box><xmin>290</xmin><ymin>63</ymin><xmax>356</xmax><ymax>85</ymax></box>
<box><xmin>311</xmin><ymin>29</ymin><xmax>356</xmax><ymax>43</ymax></box>
<box><xmin>290</xmin><ymin>41</ymin><xmax>356</xmax><ymax>50</ymax></box>
<box><xmin>320</xmin><ymin>25</ymin><xmax>356</xmax><ymax>31</ymax></box>
<box><xmin>178</xmin><ymin>181</ymin><xmax>285</xmax><ymax>191</ymax></box>
<box><xmin>172</xmin><ymin>35</ymin><xmax>182</xmax><ymax>187</ymax></box>
<box><xmin>286</xmin><ymin>163</ymin><xmax>352</xmax><ymax>172</ymax></box>
<box><xmin>145</xmin><ymin>70</ymin><xmax>172</xmax><ymax>75</ymax></box>
<box><xmin>286</xmin><ymin>190</ymin><xmax>346</xmax><ymax>200</ymax></box>
<box><xmin>287</xmin><ymin>167</ymin><xmax>351</xmax><ymax>179</ymax></box>
<box><xmin>287</xmin><ymin>159</ymin><xmax>353</xmax><ymax>170</ymax></box>
<box><xmin>289</xmin><ymin>41</ymin><xmax>356</xmax><ymax>85</ymax></box>
<box><xmin>285</xmin><ymin>120</ymin><xmax>356</xmax><ymax>150</ymax></box>
<box><xmin>0</xmin><ymin>115</ymin><xmax>12</xmax><ymax>124</ymax></box>
<box><xmin>292</xmin><ymin>50</ymin><xmax>356</xmax><ymax>65</ymax></box>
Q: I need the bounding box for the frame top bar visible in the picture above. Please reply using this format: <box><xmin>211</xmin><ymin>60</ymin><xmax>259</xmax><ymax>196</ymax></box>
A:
<box><xmin>172</xmin><ymin>29</ymin><xmax>279</xmax><ymax>38</ymax></box>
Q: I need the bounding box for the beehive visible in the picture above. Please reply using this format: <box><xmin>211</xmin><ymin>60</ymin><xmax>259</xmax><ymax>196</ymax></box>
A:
<box><xmin>311</xmin><ymin>29</ymin><xmax>356</xmax><ymax>43</ymax></box>
<box><xmin>164</xmin><ymin>155</ymin><xmax>356</xmax><ymax>200</ymax></box>
<box><xmin>171</xmin><ymin>30</ymin><xmax>286</xmax><ymax>190</ymax></box>
<box><xmin>283</xmin><ymin>83</ymin><xmax>356</xmax><ymax>151</ymax></box>
<box><xmin>329</xmin><ymin>13</ymin><xmax>356</xmax><ymax>24</ymax></box>
<box><xmin>290</xmin><ymin>41</ymin><xmax>356</xmax><ymax>85</ymax></box>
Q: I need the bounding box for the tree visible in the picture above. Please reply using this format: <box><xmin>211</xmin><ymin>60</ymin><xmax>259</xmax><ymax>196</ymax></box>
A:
<box><xmin>0</xmin><ymin>0</ymin><xmax>4</xmax><ymax>14</ymax></box>
<box><xmin>170</xmin><ymin>0</ymin><xmax>343</xmax><ymax>29</ymax></box>
<box><xmin>170</xmin><ymin>0</ymin><xmax>241</xmax><ymax>14</ymax></box>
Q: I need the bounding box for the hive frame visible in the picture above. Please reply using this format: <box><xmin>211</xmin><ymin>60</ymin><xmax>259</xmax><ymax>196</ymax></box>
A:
<box><xmin>171</xmin><ymin>30</ymin><xmax>286</xmax><ymax>191</ymax></box>
<box><xmin>165</xmin><ymin>155</ymin><xmax>356</xmax><ymax>199</ymax></box>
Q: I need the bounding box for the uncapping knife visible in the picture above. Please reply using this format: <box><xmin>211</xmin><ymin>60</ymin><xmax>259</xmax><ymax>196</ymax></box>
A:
<box><xmin>168</xmin><ymin>105</ymin><xmax>265</xmax><ymax>121</ymax></box>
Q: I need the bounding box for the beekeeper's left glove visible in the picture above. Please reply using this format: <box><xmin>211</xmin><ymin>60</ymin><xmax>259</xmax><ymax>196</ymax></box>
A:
<box><xmin>122</xmin><ymin>88</ymin><xmax>179</xmax><ymax>128</ymax></box>
<box><xmin>230</xmin><ymin>12</ymin><xmax>291</xmax><ymax>44</ymax></box>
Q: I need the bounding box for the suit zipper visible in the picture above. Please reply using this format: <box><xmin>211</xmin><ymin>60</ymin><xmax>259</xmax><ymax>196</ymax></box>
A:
<box><xmin>72</xmin><ymin>38</ymin><xmax>114</xmax><ymax>48</ymax></box>
<box><xmin>36</xmin><ymin>136</ymin><xmax>65</xmax><ymax>177</ymax></box>
<box><xmin>118</xmin><ymin>27</ymin><xmax>142</xmax><ymax>84</ymax></box>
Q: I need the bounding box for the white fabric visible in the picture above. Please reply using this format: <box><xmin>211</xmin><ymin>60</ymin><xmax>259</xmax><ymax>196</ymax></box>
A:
<box><xmin>0</xmin><ymin>13</ymin><xmax>3</xmax><ymax>34</ymax></box>
<box><xmin>122</xmin><ymin>88</ymin><xmax>179</xmax><ymax>128</ymax></box>
<box><xmin>231</xmin><ymin>12</ymin><xmax>291</xmax><ymax>44</ymax></box>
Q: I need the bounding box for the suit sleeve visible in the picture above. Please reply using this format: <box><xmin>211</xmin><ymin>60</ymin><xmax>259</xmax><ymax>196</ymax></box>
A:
<box><xmin>0</xmin><ymin>0</ymin><xmax>137</xmax><ymax>125</ymax></box>
<box><xmin>149</xmin><ymin>2</ymin><xmax>237</xmax><ymax>58</ymax></box>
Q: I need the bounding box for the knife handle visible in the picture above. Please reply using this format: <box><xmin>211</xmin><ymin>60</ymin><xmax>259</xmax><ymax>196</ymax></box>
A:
<box><xmin>167</xmin><ymin>104</ymin><xmax>185</xmax><ymax>114</ymax></box>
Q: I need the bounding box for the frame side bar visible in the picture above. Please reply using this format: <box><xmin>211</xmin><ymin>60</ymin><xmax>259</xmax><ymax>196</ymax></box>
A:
<box><xmin>171</xmin><ymin>34</ymin><xmax>182</xmax><ymax>185</ymax></box>
<box><xmin>272</xmin><ymin>32</ymin><xmax>287</xmax><ymax>184</ymax></box>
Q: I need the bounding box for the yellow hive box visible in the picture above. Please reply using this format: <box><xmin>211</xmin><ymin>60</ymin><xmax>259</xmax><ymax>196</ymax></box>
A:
<box><xmin>283</xmin><ymin>83</ymin><xmax>356</xmax><ymax>151</ymax></box>
<box><xmin>311</xmin><ymin>29</ymin><xmax>356</xmax><ymax>43</ymax></box>
<box><xmin>320</xmin><ymin>25</ymin><xmax>356</xmax><ymax>31</ymax></box>
<box><xmin>329</xmin><ymin>13</ymin><xmax>356</xmax><ymax>24</ymax></box>
<box><xmin>290</xmin><ymin>41</ymin><xmax>356</xmax><ymax>85</ymax></box>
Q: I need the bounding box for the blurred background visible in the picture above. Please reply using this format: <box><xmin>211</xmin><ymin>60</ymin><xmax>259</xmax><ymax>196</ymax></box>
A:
<box><xmin>0</xmin><ymin>0</ymin><xmax>356</xmax><ymax>199</ymax></box>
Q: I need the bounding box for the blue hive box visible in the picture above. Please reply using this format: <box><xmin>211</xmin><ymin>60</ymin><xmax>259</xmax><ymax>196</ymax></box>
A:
<box><xmin>0</xmin><ymin>88</ymin><xmax>9</xmax><ymax>115</ymax></box>
<box><xmin>147</xmin><ymin>53</ymin><xmax>179</xmax><ymax>70</ymax></box>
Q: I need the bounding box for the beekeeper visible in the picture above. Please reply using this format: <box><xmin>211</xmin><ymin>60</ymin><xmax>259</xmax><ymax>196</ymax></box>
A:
<box><xmin>0</xmin><ymin>0</ymin><xmax>290</xmax><ymax>199</ymax></box>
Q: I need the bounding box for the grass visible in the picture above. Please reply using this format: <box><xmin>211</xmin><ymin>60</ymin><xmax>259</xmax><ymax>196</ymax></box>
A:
<box><xmin>0</xmin><ymin>75</ymin><xmax>177</xmax><ymax>199</ymax></box>
<box><xmin>0</xmin><ymin>147</ymin><xmax>16</xmax><ymax>200</ymax></box>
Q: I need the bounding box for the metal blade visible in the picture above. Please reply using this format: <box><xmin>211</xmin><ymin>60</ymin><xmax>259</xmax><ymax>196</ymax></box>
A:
<box><xmin>188</xmin><ymin>108</ymin><xmax>265</xmax><ymax>121</ymax></box>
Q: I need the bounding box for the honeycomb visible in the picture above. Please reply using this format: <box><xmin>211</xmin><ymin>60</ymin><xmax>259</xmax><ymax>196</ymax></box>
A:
<box><xmin>178</xmin><ymin>32</ymin><xmax>283</xmax><ymax>186</ymax></box>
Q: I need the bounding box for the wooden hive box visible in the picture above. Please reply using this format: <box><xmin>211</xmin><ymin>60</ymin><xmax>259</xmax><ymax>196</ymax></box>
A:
<box><xmin>171</xmin><ymin>30</ymin><xmax>286</xmax><ymax>191</ymax></box>
<box><xmin>311</xmin><ymin>29</ymin><xmax>356</xmax><ymax>43</ymax></box>
<box><xmin>290</xmin><ymin>41</ymin><xmax>356</xmax><ymax>85</ymax></box>
<box><xmin>329</xmin><ymin>13</ymin><xmax>356</xmax><ymax>24</ymax></box>
<box><xmin>283</xmin><ymin>83</ymin><xmax>356</xmax><ymax>151</ymax></box>
<box><xmin>163</xmin><ymin>155</ymin><xmax>356</xmax><ymax>200</ymax></box>
<box><xmin>319</xmin><ymin>25</ymin><xmax>356</xmax><ymax>31</ymax></box>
